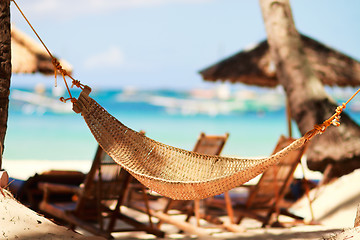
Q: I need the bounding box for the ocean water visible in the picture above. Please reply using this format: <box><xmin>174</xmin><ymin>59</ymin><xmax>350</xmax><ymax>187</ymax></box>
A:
<box><xmin>4</xmin><ymin>87</ymin><xmax>360</xmax><ymax>162</ymax></box>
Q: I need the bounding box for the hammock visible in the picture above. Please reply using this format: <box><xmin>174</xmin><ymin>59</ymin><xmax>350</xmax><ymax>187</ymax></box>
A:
<box><xmin>12</xmin><ymin>0</ymin><xmax>353</xmax><ymax>200</ymax></box>
<box><xmin>73</xmin><ymin>86</ymin><xmax>309</xmax><ymax>200</ymax></box>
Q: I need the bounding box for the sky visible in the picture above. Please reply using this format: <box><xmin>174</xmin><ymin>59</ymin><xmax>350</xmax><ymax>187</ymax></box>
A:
<box><xmin>9</xmin><ymin>0</ymin><xmax>360</xmax><ymax>90</ymax></box>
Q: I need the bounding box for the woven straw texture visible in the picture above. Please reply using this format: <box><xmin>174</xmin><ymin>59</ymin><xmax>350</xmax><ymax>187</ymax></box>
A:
<box><xmin>74</xmin><ymin>88</ymin><xmax>307</xmax><ymax>200</ymax></box>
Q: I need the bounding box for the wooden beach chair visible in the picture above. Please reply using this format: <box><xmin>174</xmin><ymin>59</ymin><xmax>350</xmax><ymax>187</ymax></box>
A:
<box><xmin>234</xmin><ymin>135</ymin><xmax>307</xmax><ymax>227</ymax></box>
<box><xmin>157</xmin><ymin>132</ymin><xmax>234</xmax><ymax>227</ymax></box>
<box><xmin>38</xmin><ymin>144</ymin><xmax>164</xmax><ymax>239</ymax></box>
<box><xmin>9</xmin><ymin>170</ymin><xmax>86</xmax><ymax>211</ymax></box>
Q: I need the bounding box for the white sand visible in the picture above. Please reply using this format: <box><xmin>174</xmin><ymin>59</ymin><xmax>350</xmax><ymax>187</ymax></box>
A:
<box><xmin>0</xmin><ymin>189</ymin><xmax>102</xmax><ymax>240</ymax></box>
<box><xmin>2</xmin><ymin>158</ymin><xmax>360</xmax><ymax>239</ymax></box>
<box><xmin>292</xmin><ymin>169</ymin><xmax>360</xmax><ymax>228</ymax></box>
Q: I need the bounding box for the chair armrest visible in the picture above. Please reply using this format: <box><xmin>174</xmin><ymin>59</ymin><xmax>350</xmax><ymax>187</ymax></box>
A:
<box><xmin>38</xmin><ymin>182</ymin><xmax>80</xmax><ymax>194</ymax></box>
<box><xmin>38</xmin><ymin>182</ymin><xmax>81</xmax><ymax>203</ymax></box>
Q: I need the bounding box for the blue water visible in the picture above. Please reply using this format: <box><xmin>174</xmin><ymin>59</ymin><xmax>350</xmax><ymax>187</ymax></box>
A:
<box><xmin>4</xmin><ymin>87</ymin><xmax>360</xmax><ymax>162</ymax></box>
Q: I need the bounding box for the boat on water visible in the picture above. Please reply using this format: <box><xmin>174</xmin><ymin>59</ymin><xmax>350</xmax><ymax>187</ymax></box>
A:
<box><xmin>11</xmin><ymin>89</ymin><xmax>73</xmax><ymax>114</ymax></box>
<box><xmin>117</xmin><ymin>85</ymin><xmax>285</xmax><ymax>116</ymax></box>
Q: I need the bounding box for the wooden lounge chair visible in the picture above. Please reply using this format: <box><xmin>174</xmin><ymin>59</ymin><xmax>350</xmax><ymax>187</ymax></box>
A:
<box><xmin>38</xmin><ymin>145</ymin><xmax>164</xmax><ymax>239</ymax></box>
<box><xmin>234</xmin><ymin>135</ymin><xmax>307</xmax><ymax>227</ymax></box>
<box><xmin>8</xmin><ymin>170</ymin><xmax>86</xmax><ymax>211</ymax></box>
<box><xmin>158</xmin><ymin>132</ymin><xmax>234</xmax><ymax>227</ymax></box>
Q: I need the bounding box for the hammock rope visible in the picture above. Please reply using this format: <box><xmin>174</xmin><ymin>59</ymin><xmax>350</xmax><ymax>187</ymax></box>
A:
<box><xmin>11</xmin><ymin>0</ymin><xmax>85</xmax><ymax>102</ymax></box>
<box><xmin>11</xmin><ymin>0</ymin><xmax>360</xmax><ymax>200</ymax></box>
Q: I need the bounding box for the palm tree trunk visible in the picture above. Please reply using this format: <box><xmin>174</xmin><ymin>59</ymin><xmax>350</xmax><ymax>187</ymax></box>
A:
<box><xmin>0</xmin><ymin>0</ymin><xmax>11</xmax><ymax>169</ymax></box>
<box><xmin>259</xmin><ymin>0</ymin><xmax>360</xmax><ymax>178</ymax></box>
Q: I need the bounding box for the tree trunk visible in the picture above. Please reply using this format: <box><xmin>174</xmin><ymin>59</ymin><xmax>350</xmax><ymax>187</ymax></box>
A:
<box><xmin>259</xmin><ymin>0</ymin><xmax>360</xmax><ymax>178</ymax></box>
<box><xmin>0</xmin><ymin>0</ymin><xmax>11</xmax><ymax>169</ymax></box>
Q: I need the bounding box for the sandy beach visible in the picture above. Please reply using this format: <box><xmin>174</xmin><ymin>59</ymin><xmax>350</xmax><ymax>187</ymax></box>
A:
<box><xmin>0</xmin><ymin>188</ymin><xmax>342</xmax><ymax>240</ymax></box>
<box><xmin>0</xmin><ymin>189</ymin><xmax>102</xmax><ymax>240</ymax></box>
<box><xmin>1</xmin><ymin>158</ymin><xmax>360</xmax><ymax>240</ymax></box>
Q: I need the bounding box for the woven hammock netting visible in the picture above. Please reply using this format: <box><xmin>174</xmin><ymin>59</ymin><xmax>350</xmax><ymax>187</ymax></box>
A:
<box><xmin>73</xmin><ymin>86</ymin><xmax>308</xmax><ymax>200</ymax></box>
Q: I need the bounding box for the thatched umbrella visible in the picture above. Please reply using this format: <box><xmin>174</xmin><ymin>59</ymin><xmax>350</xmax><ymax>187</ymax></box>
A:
<box><xmin>200</xmin><ymin>34</ymin><xmax>360</xmax><ymax>88</ymax></box>
<box><xmin>199</xmin><ymin>34</ymin><xmax>360</xmax><ymax>177</ymax></box>
<box><xmin>11</xmin><ymin>25</ymin><xmax>72</xmax><ymax>75</ymax></box>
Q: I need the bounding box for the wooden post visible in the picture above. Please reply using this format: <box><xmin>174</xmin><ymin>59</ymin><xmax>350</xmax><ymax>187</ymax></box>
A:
<box><xmin>0</xmin><ymin>143</ymin><xmax>8</xmax><ymax>188</ymax></box>
<box><xmin>286</xmin><ymin>97</ymin><xmax>292</xmax><ymax>138</ymax></box>
<box><xmin>0</xmin><ymin>0</ymin><xmax>11</xmax><ymax>170</ymax></box>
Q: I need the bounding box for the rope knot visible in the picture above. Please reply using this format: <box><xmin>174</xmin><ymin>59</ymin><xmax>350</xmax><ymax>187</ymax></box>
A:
<box><xmin>71</xmin><ymin>80</ymin><xmax>83</xmax><ymax>89</ymax></box>
<box><xmin>336</xmin><ymin>103</ymin><xmax>346</xmax><ymax>114</ymax></box>
<box><xmin>331</xmin><ymin>116</ymin><xmax>341</xmax><ymax>127</ymax></box>
<box><xmin>304</xmin><ymin>102</ymin><xmax>347</xmax><ymax>142</ymax></box>
<box><xmin>52</xmin><ymin>57</ymin><xmax>63</xmax><ymax>73</ymax></box>
<box><xmin>50</xmin><ymin>57</ymin><xmax>85</xmax><ymax>101</ymax></box>
<box><xmin>331</xmin><ymin>103</ymin><xmax>346</xmax><ymax>127</ymax></box>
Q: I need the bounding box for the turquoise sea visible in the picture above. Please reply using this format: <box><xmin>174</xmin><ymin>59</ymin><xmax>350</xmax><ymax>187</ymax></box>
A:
<box><xmin>4</xmin><ymin>87</ymin><xmax>360</xmax><ymax>162</ymax></box>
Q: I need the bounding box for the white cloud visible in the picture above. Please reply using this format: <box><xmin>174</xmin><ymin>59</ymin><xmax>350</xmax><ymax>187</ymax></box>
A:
<box><xmin>84</xmin><ymin>46</ymin><xmax>125</xmax><ymax>69</ymax></box>
<box><xmin>13</xmin><ymin>0</ymin><xmax>212</xmax><ymax>19</ymax></box>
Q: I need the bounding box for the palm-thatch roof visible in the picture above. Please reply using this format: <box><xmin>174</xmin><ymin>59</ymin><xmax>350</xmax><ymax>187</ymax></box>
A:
<box><xmin>11</xmin><ymin>25</ymin><xmax>72</xmax><ymax>75</ymax></box>
<box><xmin>199</xmin><ymin>34</ymin><xmax>360</xmax><ymax>88</ymax></box>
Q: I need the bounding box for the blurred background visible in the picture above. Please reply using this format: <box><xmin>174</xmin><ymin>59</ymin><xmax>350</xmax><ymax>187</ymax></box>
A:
<box><xmin>5</xmin><ymin>0</ymin><xmax>360</xmax><ymax>162</ymax></box>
